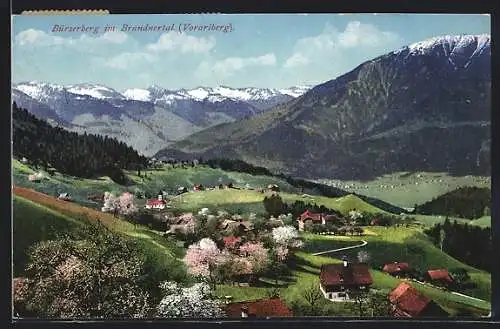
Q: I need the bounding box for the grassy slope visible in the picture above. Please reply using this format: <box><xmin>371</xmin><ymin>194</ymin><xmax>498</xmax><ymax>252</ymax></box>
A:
<box><xmin>316</xmin><ymin>172</ymin><xmax>490</xmax><ymax>209</ymax></box>
<box><xmin>169</xmin><ymin>189</ymin><xmax>389</xmax><ymax>216</ymax></box>
<box><xmin>215</xmin><ymin>227</ymin><xmax>491</xmax><ymax>316</ymax></box>
<box><xmin>13</xmin><ymin>196</ymin><xmax>85</xmax><ymax>276</ymax></box>
<box><xmin>13</xmin><ymin>159</ymin><xmax>489</xmax><ymax>229</ymax></box>
<box><xmin>12</xmin><ymin>187</ymin><xmax>188</xmax><ymax>283</ymax></box>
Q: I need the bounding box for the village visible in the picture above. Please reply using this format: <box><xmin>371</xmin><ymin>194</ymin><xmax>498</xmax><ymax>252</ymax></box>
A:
<box><xmin>13</xmin><ymin>155</ymin><xmax>491</xmax><ymax>318</ymax></box>
<box><xmin>43</xmin><ymin>177</ymin><xmax>467</xmax><ymax>318</ymax></box>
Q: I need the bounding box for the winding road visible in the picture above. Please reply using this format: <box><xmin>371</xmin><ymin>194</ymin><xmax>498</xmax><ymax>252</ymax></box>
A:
<box><xmin>311</xmin><ymin>240</ymin><xmax>368</xmax><ymax>256</ymax></box>
<box><xmin>309</xmin><ymin>237</ymin><xmax>490</xmax><ymax>306</ymax></box>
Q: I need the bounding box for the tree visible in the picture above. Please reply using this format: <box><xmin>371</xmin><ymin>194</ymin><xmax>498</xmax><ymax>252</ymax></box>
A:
<box><xmin>183</xmin><ymin>238</ymin><xmax>226</xmax><ymax>289</ymax></box>
<box><xmin>239</xmin><ymin>242</ymin><xmax>270</xmax><ymax>276</ymax></box>
<box><xmin>367</xmin><ymin>292</ymin><xmax>391</xmax><ymax>317</ymax></box>
<box><xmin>357</xmin><ymin>250</ymin><xmax>371</xmax><ymax>264</ymax></box>
<box><xmin>303</xmin><ymin>281</ymin><xmax>323</xmax><ymax>315</ymax></box>
<box><xmin>119</xmin><ymin>192</ymin><xmax>138</xmax><ymax>216</ymax></box>
<box><xmin>263</xmin><ymin>194</ymin><xmax>285</xmax><ymax>217</ymax></box>
<box><xmin>156</xmin><ymin>282</ymin><xmax>226</xmax><ymax>318</ymax></box>
<box><xmin>21</xmin><ymin>220</ymin><xmax>152</xmax><ymax>318</ymax></box>
<box><xmin>102</xmin><ymin>192</ymin><xmax>119</xmax><ymax>213</ymax></box>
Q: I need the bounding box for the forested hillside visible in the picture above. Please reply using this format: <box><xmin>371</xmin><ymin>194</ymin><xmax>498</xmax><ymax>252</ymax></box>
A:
<box><xmin>12</xmin><ymin>102</ymin><xmax>148</xmax><ymax>182</ymax></box>
<box><xmin>415</xmin><ymin>187</ymin><xmax>491</xmax><ymax>219</ymax></box>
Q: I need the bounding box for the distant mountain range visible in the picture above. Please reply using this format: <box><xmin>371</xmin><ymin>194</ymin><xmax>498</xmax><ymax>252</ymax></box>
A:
<box><xmin>156</xmin><ymin>34</ymin><xmax>491</xmax><ymax>180</ymax></box>
<box><xmin>11</xmin><ymin>82</ymin><xmax>311</xmax><ymax>156</ymax></box>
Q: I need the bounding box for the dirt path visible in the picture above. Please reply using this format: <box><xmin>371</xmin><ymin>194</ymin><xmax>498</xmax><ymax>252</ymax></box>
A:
<box><xmin>311</xmin><ymin>240</ymin><xmax>368</xmax><ymax>256</ymax></box>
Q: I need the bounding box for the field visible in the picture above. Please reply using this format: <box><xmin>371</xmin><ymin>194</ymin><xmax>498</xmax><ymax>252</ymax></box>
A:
<box><xmin>214</xmin><ymin>229</ymin><xmax>491</xmax><ymax>316</ymax></box>
<box><xmin>12</xmin><ymin>186</ymin><xmax>188</xmax><ymax>283</ymax></box>
<box><xmin>12</xmin><ymin>159</ymin><xmax>492</xmax><ymax>317</ymax></box>
<box><xmin>316</xmin><ymin>172</ymin><xmax>490</xmax><ymax>209</ymax></box>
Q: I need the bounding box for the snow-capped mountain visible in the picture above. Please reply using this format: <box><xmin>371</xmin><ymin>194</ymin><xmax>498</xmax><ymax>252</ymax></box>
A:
<box><xmin>157</xmin><ymin>34</ymin><xmax>491</xmax><ymax>180</ymax></box>
<box><xmin>12</xmin><ymin>81</ymin><xmax>311</xmax><ymax>155</ymax></box>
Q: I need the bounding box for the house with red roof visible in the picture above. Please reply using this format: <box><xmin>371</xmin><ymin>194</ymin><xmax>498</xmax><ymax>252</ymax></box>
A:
<box><xmin>225</xmin><ymin>297</ymin><xmax>293</xmax><ymax>318</ymax></box>
<box><xmin>424</xmin><ymin>269</ymin><xmax>454</xmax><ymax>287</ymax></box>
<box><xmin>383</xmin><ymin>262</ymin><xmax>413</xmax><ymax>278</ymax></box>
<box><xmin>319</xmin><ymin>260</ymin><xmax>373</xmax><ymax>301</ymax></box>
<box><xmin>145</xmin><ymin>194</ymin><xmax>167</xmax><ymax>210</ymax></box>
<box><xmin>193</xmin><ymin>184</ymin><xmax>204</xmax><ymax>191</ymax></box>
<box><xmin>389</xmin><ymin>282</ymin><xmax>447</xmax><ymax>317</ymax></box>
<box><xmin>297</xmin><ymin>209</ymin><xmax>341</xmax><ymax>231</ymax></box>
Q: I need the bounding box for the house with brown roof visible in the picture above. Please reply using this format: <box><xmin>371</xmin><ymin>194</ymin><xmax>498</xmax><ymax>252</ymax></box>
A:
<box><xmin>219</xmin><ymin>219</ymin><xmax>253</xmax><ymax>233</ymax></box>
<box><xmin>319</xmin><ymin>260</ymin><xmax>373</xmax><ymax>301</ymax></box>
<box><xmin>225</xmin><ymin>297</ymin><xmax>293</xmax><ymax>318</ymax></box>
<box><xmin>165</xmin><ymin>213</ymin><xmax>196</xmax><ymax>235</ymax></box>
<box><xmin>389</xmin><ymin>282</ymin><xmax>448</xmax><ymax>317</ymax></box>
<box><xmin>297</xmin><ymin>209</ymin><xmax>341</xmax><ymax>231</ymax></box>
<box><xmin>424</xmin><ymin>269</ymin><xmax>454</xmax><ymax>287</ymax></box>
<box><xmin>383</xmin><ymin>262</ymin><xmax>413</xmax><ymax>278</ymax></box>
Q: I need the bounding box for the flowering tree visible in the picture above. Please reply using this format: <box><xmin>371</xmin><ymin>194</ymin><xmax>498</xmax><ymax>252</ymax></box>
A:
<box><xmin>271</xmin><ymin>226</ymin><xmax>303</xmax><ymax>261</ymax></box>
<box><xmin>156</xmin><ymin>281</ymin><xmax>226</xmax><ymax>318</ymax></box>
<box><xmin>272</xmin><ymin>226</ymin><xmax>303</xmax><ymax>248</ymax></box>
<box><xmin>20</xmin><ymin>221</ymin><xmax>151</xmax><ymax>318</ymax></box>
<box><xmin>119</xmin><ymin>192</ymin><xmax>138</xmax><ymax>215</ymax></box>
<box><xmin>101</xmin><ymin>192</ymin><xmax>119</xmax><ymax>213</ymax></box>
<box><xmin>348</xmin><ymin>210</ymin><xmax>363</xmax><ymax>225</ymax></box>
<box><xmin>357</xmin><ymin>250</ymin><xmax>371</xmax><ymax>264</ymax></box>
<box><xmin>184</xmin><ymin>238</ymin><xmax>226</xmax><ymax>289</ymax></box>
<box><xmin>239</xmin><ymin>242</ymin><xmax>270</xmax><ymax>275</ymax></box>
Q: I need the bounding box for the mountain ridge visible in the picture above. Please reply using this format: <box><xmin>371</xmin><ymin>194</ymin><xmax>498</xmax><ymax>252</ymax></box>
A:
<box><xmin>156</xmin><ymin>34</ymin><xmax>491</xmax><ymax>180</ymax></box>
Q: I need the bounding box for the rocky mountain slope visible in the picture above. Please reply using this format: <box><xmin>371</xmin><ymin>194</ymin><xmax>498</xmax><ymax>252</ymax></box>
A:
<box><xmin>12</xmin><ymin>82</ymin><xmax>310</xmax><ymax>156</ymax></box>
<box><xmin>156</xmin><ymin>34</ymin><xmax>491</xmax><ymax>180</ymax></box>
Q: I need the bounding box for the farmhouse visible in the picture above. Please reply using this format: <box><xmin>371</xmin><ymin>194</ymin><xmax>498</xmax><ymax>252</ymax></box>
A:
<box><xmin>177</xmin><ymin>186</ymin><xmax>188</xmax><ymax>194</ymax></box>
<box><xmin>383</xmin><ymin>262</ymin><xmax>413</xmax><ymax>278</ymax></box>
<box><xmin>145</xmin><ymin>195</ymin><xmax>167</xmax><ymax>210</ymax></box>
<box><xmin>297</xmin><ymin>209</ymin><xmax>341</xmax><ymax>231</ymax></box>
<box><xmin>267</xmin><ymin>184</ymin><xmax>280</xmax><ymax>192</ymax></box>
<box><xmin>389</xmin><ymin>282</ymin><xmax>448</xmax><ymax>317</ymax></box>
<box><xmin>219</xmin><ymin>219</ymin><xmax>253</xmax><ymax>233</ymax></box>
<box><xmin>424</xmin><ymin>269</ymin><xmax>454</xmax><ymax>287</ymax></box>
<box><xmin>57</xmin><ymin>193</ymin><xmax>72</xmax><ymax>201</ymax></box>
<box><xmin>193</xmin><ymin>184</ymin><xmax>204</xmax><ymax>191</ymax></box>
<box><xmin>319</xmin><ymin>260</ymin><xmax>373</xmax><ymax>301</ymax></box>
<box><xmin>28</xmin><ymin>172</ymin><xmax>43</xmax><ymax>182</ymax></box>
<box><xmin>87</xmin><ymin>194</ymin><xmax>104</xmax><ymax>202</ymax></box>
<box><xmin>165</xmin><ymin>213</ymin><xmax>196</xmax><ymax>234</ymax></box>
<box><xmin>225</xmin><ymin>297</ymin><xmax>293</xmax><ymax>318</ymax></box>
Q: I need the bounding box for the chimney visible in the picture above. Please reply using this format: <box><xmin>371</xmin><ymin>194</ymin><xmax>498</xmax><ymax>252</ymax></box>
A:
<box><xmin>343</xmin><ymin>260</ymin><xmax>348</xmax><ymax>267</ymax></box>
<box><xmin>241</xmin><ymin>306</ymin><xmax>249</xmax><ymax>318</ymax></box>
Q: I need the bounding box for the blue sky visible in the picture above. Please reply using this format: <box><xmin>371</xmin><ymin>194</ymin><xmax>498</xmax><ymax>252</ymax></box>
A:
<box><xmin>12</xmin><ymin>14</ymin><xmax>490</xmax><ymax>91</ymax></box>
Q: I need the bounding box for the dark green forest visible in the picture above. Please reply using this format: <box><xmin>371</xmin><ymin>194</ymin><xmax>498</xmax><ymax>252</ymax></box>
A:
<box><xmin>13</xmin><ymin>103</ymin><xmax>148</xmax><ymax>183</ymax></box>
<box><xmin>415</xmin><ymin>187</ymin><xmax>491</xmax><ymax>219</ymax></box>
<box><xmin>424</xmin><ymin>218</ymin><xmax>492</xmax><ymax>272</ymax></box>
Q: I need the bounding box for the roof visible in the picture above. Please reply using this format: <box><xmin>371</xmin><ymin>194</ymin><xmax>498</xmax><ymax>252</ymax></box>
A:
<box><xmin>427</xmin><ymin>269</ymin><xmax>453</xmax><ymax>282</ymax></box>
<box><xmin>58</xmin><ymin>193</ymin><xmax>70</xmax><ymax>198</ymax></box>
<box><xmin>147</xmin><ymin>199</ymin><xmax>166</xmax><ymax>206</ymax></box>
<box><xmin>299</xmin><ymin>210</ymin><xmax>339</xmax><ymax>222</ymax></box>
<box><xmin>389</xmin><ymin>283</ymin><xmax>431</xmax><ymax>317</ymax></box>
<box><xmin>383</xmin><ymin>262</ymin><xmax>411</xmax><ymax>274</ymax></box>
<box><xmin>320</xmin><ymin>263</ymin><xmax>373</xmax><ymax>286</ymax></box>
<box><xmin>223</xmin><ymin>236</ymin><xmax>242</xmax><ymax>248</ymax></box>
<box><xmin>226</xmin><ymin>298</ymin><xmax>293</xmax><ymax>318</ymax></box>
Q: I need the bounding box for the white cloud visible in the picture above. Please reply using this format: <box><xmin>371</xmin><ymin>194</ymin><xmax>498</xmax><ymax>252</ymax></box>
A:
<box><xmin>201</xmin><ymin>53</ymin><xmax>277</xmax><ymax>77</ymax></box>
<box><xmin>146</xmin><ymin>32</ymin><xmax>215</xmax><ymax>53</ymax></box>
<box><xmin>14</xmin><ymin>29</ymin><xmax>130</xmax><ymax>48</ymax></box>
<box><xmin>284</xmin><ymin>53</ymin><xmax>309</xmax><ymax>68</ymax></box>
<box><xmin>102</xmin><ymin>52</ymin><xmax>158</xmax><ymax>70</ymax></box>
<box><xmin>283</xmin><ymin>21</ymin><xmax>402</xmax><ymax>68</ymax></box>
